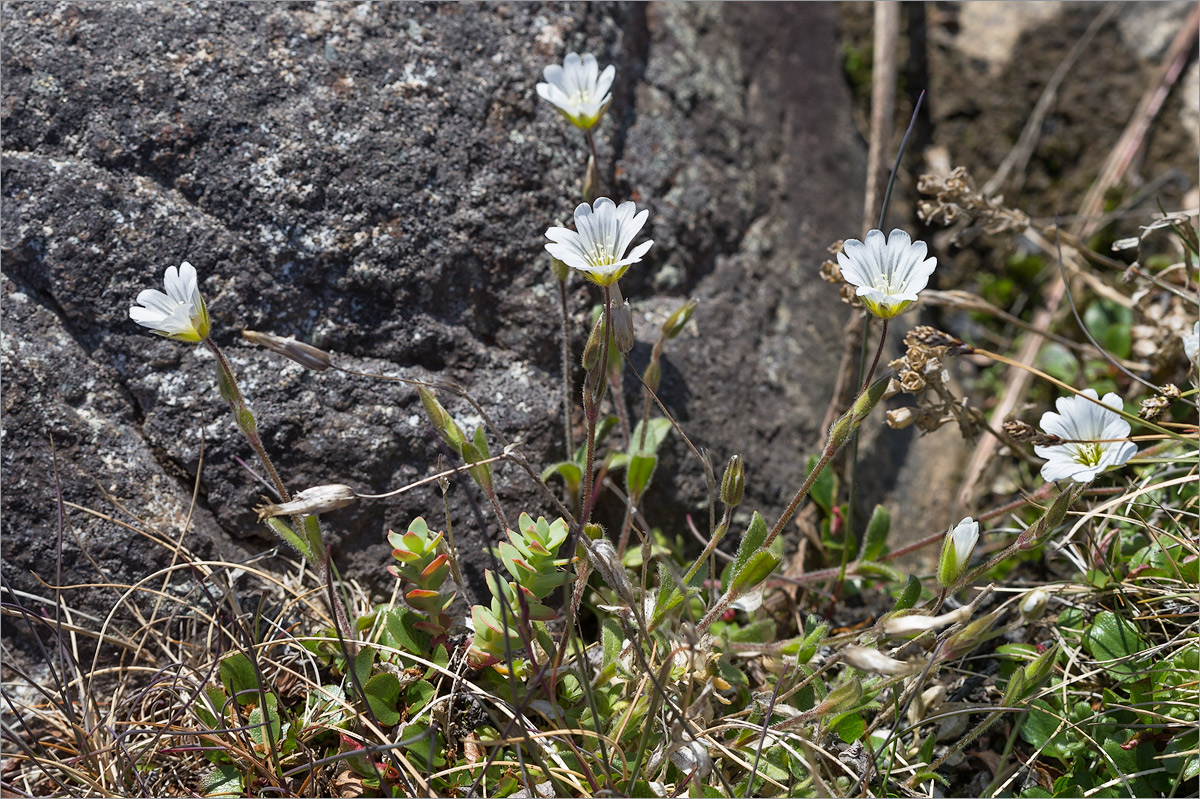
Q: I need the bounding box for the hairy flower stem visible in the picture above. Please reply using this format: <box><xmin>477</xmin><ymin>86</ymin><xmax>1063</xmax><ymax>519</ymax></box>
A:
<box><xmin>205</xmin><ymin>338</ymin><xmax>356</xmax><ymax>648</ymax></box>
<box><xmin>580</xmin><ymin>287</ymin><xmax>613</xmax><ymax>526</ymax></box>
<box><xmin>558</xmin><ymin>277</ymin><xmax>575</xmax><ymax>461</ymax></box>
<box><xmin>206</xmin><ymin>339</ymin><xmax>290</xmax><ymax>503</ymax></box>
<box><xmin>765</xmin><ymin>444</ymin><xmax>836</xmax><ymax>553</ymax></box>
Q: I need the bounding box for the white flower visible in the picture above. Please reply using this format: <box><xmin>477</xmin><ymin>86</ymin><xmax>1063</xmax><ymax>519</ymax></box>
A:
<box><xmin>882</xmin><ymin>606</ymin><xmax>972</xmax><ymax>638</ymax></box>
<box><xmin>544</xmin><ymin>197</ymin><xmax>652</xmax><ymax>286</ymax></box>
<box><xmin>129</xmin><ymin>261</ymin><xmax>210</xmax><ymax>342</ymax></box>
<box><xmin>937</xmin><ymin>517</ymin><xmax>979</xmax><ymax>588</ymax></box>
<box><xmin>536</xmin><ymin>52</ymin><xmax>615</xmax><ymax>130</ymax></box>
<box><xmin>1183</xmin><ymin>322</ymin><xmax>1199</xmax><ymax>370</ymax></box>
<box><xmin>836</xmin><ymin>229</ymin><xmax>937</xmax><ymax>319</ymax></box>
<box><xmin>1019</xmin><ymin>589</ymin><xmax>1050</xmax><ymax>622</ymax></box>
<box><xmin>1035</xmin><ymin>389</ymin><xmax>1137</xmax><ymax>483</ymax></box>
<box><xmin>842</xmin><ymin>645</ymin><xmax>912</xmax><ymax>676</ymax></box>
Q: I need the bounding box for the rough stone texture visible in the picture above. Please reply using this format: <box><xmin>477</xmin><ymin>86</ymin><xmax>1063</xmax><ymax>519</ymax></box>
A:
<box><xmin>0</xmin><ymin>1</ymin><xmax>882</xmax><ymax>630</ymax></box>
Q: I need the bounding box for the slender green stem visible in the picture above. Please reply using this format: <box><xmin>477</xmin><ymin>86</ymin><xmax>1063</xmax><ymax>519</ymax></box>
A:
<box><xmin>206</xmin><ymin>339</ymin><xmax>289</xmax><ymax>503</ymax></box>
<box><xmin>581</xmin><ymin>287</ymin><xmax>614</xmax><ymax>525</ymax></box>
<box><xmin>558</xmin><ymin>277</ymin><xmax>575</xmax><ymax>461</ymax></box>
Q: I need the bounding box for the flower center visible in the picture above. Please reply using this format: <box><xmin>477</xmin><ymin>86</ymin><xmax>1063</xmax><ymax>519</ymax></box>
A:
<box><xmin>587</xmin><ymin>239</ymin><xmax>616</xmax><ymax>266</ymax></box>
<box><xmin>1073</xmin><ymin>442</ymin><xmax>1103</xmax><ymax>467</ymax></box>
<box><xmin>872</xmin><ymin>274</ymin><xmax>898</xmax><ymax>295</ymax></box>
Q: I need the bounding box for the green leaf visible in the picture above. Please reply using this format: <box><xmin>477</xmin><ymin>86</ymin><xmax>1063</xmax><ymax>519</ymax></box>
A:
<box><xmin>195</xmin><ymin>685</ymin><xmax>227</xmax><ymax>729</ymax></box>
<box><xmin>408</xmin><ymin>676</ymin><xmax>436</xmax><ymax>715</ymax></box>
<box><xmin>730</xmin><ymin>550</ymin><xmax>780</xmax><ymax>593</ymax></box>
<box><xmin>855</xmin><ymin>560</ymin><xmax>904</xmax><ymax>583</ymax></box>
<box><xmin>726</xmin><ymin>619</ymin><xmax>776</xmax><ymax>643</ymax></box>
<box><xmin>730</xmin><ymin>512</ymin><xmax>768</xmax><ymax>584</ymax></box>
<box><xmin>200</xmin><ymin>765</ymin><xmax>244</xmax><ymax>798</ymax></box>
<box><xmin>630</xmin><ymin>417</ymin><xmax>672</xmax><ymax>457</ymax></box>
<box><xmin>861</xmin><ymin>504</ymin><xmax>890</xmax><ymax>561</ymax></box>
<box><xmin>893</xmin><ymin>574</ymin><xmax>921</xmax><ymax>611</ymax></box>
<box><xmin>542</xmin><ymin>461</ymin><xmax>583</xmax><ymax>491</ymax></box>
<box><xmin>832</xmin><ymin>712</ymin><xmax>865</xmax><ymax>744</ymax></box>
<box><xmin>384</xmin><ymin>607</ymin><xmax>432</xmax><ymax>656</ymax></box>
<box><xmin>247</xmin><ymin>692</ymin><xmax>282</xmax><ymax>748</ymax></box>
<box><xmin>1084</xmin><ymin>611</ymin><xmax>1146</xmax><ymax>678</ymax></box>
<box><xmin>625</xmin><ymin>454</ymin><xmax>657</xmax><ymax>499</ymax></box>
<box><xmin>1021</xmin><ymin>699</ymin><xmax>1085</xmax><ymax>762</ymax></box>
<box><xmin>602</xmin><ymin>618</ymin><xmax>624</xmax><ymax>671</ymax></box>
<box><xmin>219</xmin><ymin>653</ymin><xmax>258</xmax><ymax>706</ymax></box>
<box><xmin>364</xmin><ymin>672</ymin><xmax>402</xmax><ymax>726</ymax></box>
<box><xmin>353</xmin><ymin>647</ymin><xmax>376</xmax><ymax>688</ymax></box>
<box><xmin>264</xmin><ymin>517</ymin><xmax>315</xmax><ymax>561</ymax></box>
<box><xmin>473</xmin><ymin>425</ymin><xmax>490</xmax><ymax>459</ymax></box>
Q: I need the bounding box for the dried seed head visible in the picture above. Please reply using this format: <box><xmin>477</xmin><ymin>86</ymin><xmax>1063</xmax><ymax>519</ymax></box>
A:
<box><xmin>905</xmin><ymin>325</ymin><xmax>971</xmax><ymax>355</ymax></box>
<box><xmin>243</xmin><ymin>330</ymin><xmax>332</xmax><ymax>371</ymax></box>
<box><xmin>1003</xmin><ymin>420</ymin><xmax>1038</xmax><ymax>442</ymax></box>
<box><xmin>819</xmin><ymin>259</ymin><xmax>843</xmax><ymax>284</ymax></box>
<box><xmin>886</xmin><ymin>407</ymin><xmax>916</xmax><ymax>429</ymax></box>
<box><xmin>1139</xmin><ymin>395</ymin><xmax>1170</xmax><ymax>420</ymax></box>
<box><xmin>1158</xmin><ymin>383</ymin><xmax>1181</xmax><ymax>400</ymax></box>
<box><xmin>899</xmin><ymin>370</ymin><xmax>926</xmax><ymax>393</ymax></box>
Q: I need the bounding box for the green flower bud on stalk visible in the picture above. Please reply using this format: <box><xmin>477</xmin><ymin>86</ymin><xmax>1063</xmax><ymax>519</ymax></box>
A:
<box><xmin>242</xmin><ymin>330</ymin><xmax>332</xmax><ymax>371</ymax></box>
<box><xmin>583</xmin><ymin>154</ymin><xmax>601</xmax><ymax>204</ymax></box>
<box><xmin>827</xmin><ymin>372</ymin><xmax>892</xmax><ymax>451</ymax></box>
<box><xmin>721</xmin><ymin>454</ymin><xmax>744</xmax><ymax>508</ymax></box>
<box><xmin>1019</xmin><ymin>589</ymin><xmax>1050</xmax><ymax>622</ymax></box>
<box><xmin>936</xmin><ymin>517</ymin><xmax>979</xmax><ymax>589</ymax></box>
<box><xmin>643</xmin><ymin>360</ymin><xmax>661</xmax><ymax>393</ymax></box>
<box><xmin>582</xmin><ymin>314</ymin><xmax>605</xmax><ymax>371</ymax></box>
<box><xmin>611</xmin><ymin>300</ymin><xmax>635</xmax><ymax>354</ymax></box>
<box><xmin>661</xmin><ymin>298</ymin><xmax>698</xmax><ymax>339</ymax></box>
<box><xmin>1022</xmin><ymin>642</ymin><xmax>1059</xmax><ymax>690</ymax></box>
<box><xmin>550</xmin><ymin>256</ymin><xmax>570</xmax><ymax>283</ymax></box>
<box><xmin>418</xmin><ymin>387</ymin><xmax>466</xmax><ymax>455</ymax></box>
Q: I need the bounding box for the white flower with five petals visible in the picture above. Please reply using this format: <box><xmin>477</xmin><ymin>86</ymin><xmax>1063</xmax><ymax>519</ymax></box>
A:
<box><xmin>536</xmin><ymin>52</ymin><xmax>615</xmax><ymax>130</ymax></box>
<box><xmin>1035</xmin><ymin>389</ymin><xmax>1137</xmax><ymax>483</ymax></box>
<box><xmin>129</xmin><ymin>261</ymin><xmax>210</xmax><ymax>342</ymax></box>
<box><xmin>544</xmin><ymin>198</ymin><xmax>652</xmax><ymax>286</ymax></box>
<box><xmin>837</xmin><ymin>229</ymin><xmax>937</xmax><ymax>319</ymax></box>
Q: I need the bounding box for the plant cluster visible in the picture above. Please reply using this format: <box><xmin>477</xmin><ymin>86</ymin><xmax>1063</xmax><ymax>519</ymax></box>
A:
<box><xmin>3</xmin><ymin>39</ymin><xmax>1197</xmax><ymax>799</ymax></box>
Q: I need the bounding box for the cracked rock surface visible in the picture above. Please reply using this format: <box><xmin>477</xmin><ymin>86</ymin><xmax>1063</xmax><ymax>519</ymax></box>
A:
<box><xmin>2</xmin><ymin>2</ymin><xmax>950</xmax><ymax>639</ymax></box>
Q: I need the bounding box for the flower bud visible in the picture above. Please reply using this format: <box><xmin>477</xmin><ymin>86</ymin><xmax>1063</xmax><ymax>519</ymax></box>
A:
<box><xmin>1021</xmin><ymin>642</ymin><xmax>1059</xmax><ymax>689</ymax></box>
<box><xmin>842</xmin><ymin>645</ymin><xmax>912</xmax><ymax>676</ymax></box>
<box><xmin>419</xmin><ymin>387</ymin><xmax>466</xmax><ymax>454</ymax></box>
<box><xmin>643</xmin><ymin>360</ymin><xmax>661</xmax><ymax>393</ymax></box>
<box><xmin>255</xmin><ymin>484</ymin><xmax>356</xmax><ymax>521</ymax></box>
<box><xmin>1018</xmin><ymin>588</ymin><xmax>1050</xmax><ymax>622</ymax></box>
<box><xmin>242</xmin><ymin>330</ymin><xmax>332</xmax><ymax>371</ymax></box>
<box><xmin>937</xmin><ymin>517</ymin><xmax>979</xmax><ymax>589</ymax></box>
<box><xmin>940</xmin><ymin>609</ymin><xmax>1001</xmax><ymax>662</ymax></box>
<box><xmin>582</xmin><ymin>314</ymin><xmax>605</xmax><ymax>371</ymax></box>
<box><xmin>550</xmin><ymin>256</ymin><xmax>570</xmax><ymax>283</ymax></box>
<box><xmin>827</xmin><ymin>372</ymin><xmax>891</xmax><ymax>451</ymax></box>
<box><xmin>881</xmin><ymin>605</ymin><xmax>972</xmax><ymax>638</ymax></box>
<box><xmin>611</xmin><ymin>301</ymin><xmax>635</xmax><ymax>354</ymax></box>
<box><xmin>583</xmin><ymin>154</ymin><xmax>601</xmax><ymax>204</ymax></box>
<box><xmin>661</xmin><ymin>298</ymin><xmax>698</xmax><ymax>339</ymax></box>
<box><xmin>720</xmin><ymin>455</ymin><xmax>744</xmax><ymax>508</ymax></box>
